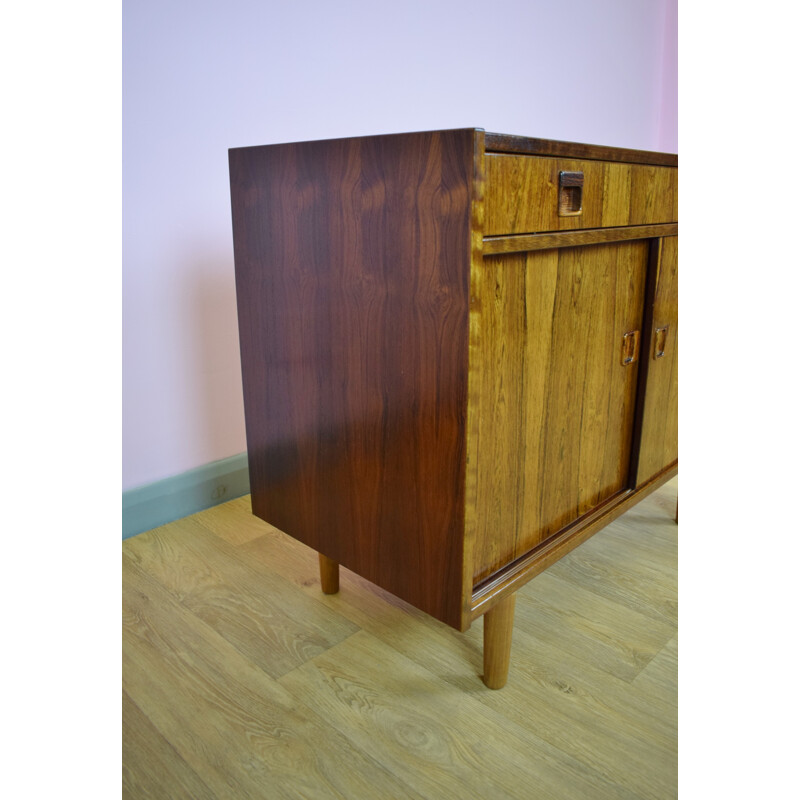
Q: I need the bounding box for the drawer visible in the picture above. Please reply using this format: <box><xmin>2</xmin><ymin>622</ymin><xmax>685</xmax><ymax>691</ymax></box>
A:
<box><xmin>484</xmin><ymin>154</ymin><xmax>677</xmax><ymax>236</ymax></box>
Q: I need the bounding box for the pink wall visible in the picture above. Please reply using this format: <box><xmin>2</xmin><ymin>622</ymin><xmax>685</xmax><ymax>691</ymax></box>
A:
<box><xmin>123</xmin><ymin>0</ymin><xmax>677</xmax><ymax>490</ymax></box>
<box><xmin>657</xmin><ymin>0</ymin><xmax>679</xmax><ymax>152</ymax></box>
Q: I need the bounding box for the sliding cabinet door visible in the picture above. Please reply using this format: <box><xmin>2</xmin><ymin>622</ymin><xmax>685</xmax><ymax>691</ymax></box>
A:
<box><xmin>636</xmin><ymin>235</ymin><xmax>678</xmax><ymax>485</ymax></box>
<box><xmin>472</xmin><ymin>240</ymin><xmax>648</xmax><ymax>584</ymax></box>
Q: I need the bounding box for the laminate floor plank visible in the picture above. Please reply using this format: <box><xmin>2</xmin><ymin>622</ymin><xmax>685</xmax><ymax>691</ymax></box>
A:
<box><xmin>502</xmin><ymin>618</ymin><xmax>676</xmax><ymax>742</ymax></box>
<box><xmin>123</xmin><ymin>556</ymin><xmax>419</xmax><ymax>800</ymax></box>
<box><xmin>548</xmin><ymin>529</ymin><xmax>677</xmax><ymax>627</ymax></box>
<box><xmin>123</xmin><ymin>481</ymin><xmax>678</xmax><ymax>799</ymax></box>
<box><xmin>632</xmin><ymin>636</ymin><xmax>679</xmax><ymax>713</ymax></box>
<box><xmin>597</xmin><ymin>486</ymin><xmax>678</xmax><ymax>562</ymax></box>
<box><xmin>467</xmin><ymin>625</ymin><xmax>677</xmax><ymax>800</ymax></box>
<box><xmin>194</xmin><ymin>495</ymin><xmax>487</xmax><ymax>684</ymax></box>
<box><xmin>590</xmin><ymin>515</ymin><xmax>678</xmax><ymax>574</ymax></box>
<box><xmin>511</xmin><ymin>569</ymin><xmax>674</xmax><ymax>682</ymax></box>
<box><xmin>241</xmin><ymin>531</ymin><xmax>487</xmax><ymax>682</ymax></box>
<box><xmin>279</xmin><ymin>629</ymin><xmax>643</xmax><ymax>800</ymax></box>
<box><xmin>243</xmin><ymin>526</ymin><xmax>677</xmax><ymax>758</ymax></box>
<box><xmin>125</xmin><ymin>516</ymin><xmax>359</xmax><ymax>678</ymax></box>
<box><xmin>195</xmin><ymin>496</ymin><xmax>265</xmax><ymax>546</ymax></box>
<box><xmin>122</xmin><ymin>690</ymin><xmax>216</xmax><ymax>800</ymax></box>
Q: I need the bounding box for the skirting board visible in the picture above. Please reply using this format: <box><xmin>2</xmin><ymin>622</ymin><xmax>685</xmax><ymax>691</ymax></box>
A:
<box><xmin>122</xmin><ymin>453</ymin><xmax>250</xmax><ymax>539</ymax></box>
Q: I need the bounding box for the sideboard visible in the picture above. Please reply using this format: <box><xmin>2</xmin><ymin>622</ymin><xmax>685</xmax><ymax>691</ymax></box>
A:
<box><xmin>229</xmin><ymin>128</ymin><xmax>677</xmax><ymax>688</ymax></box>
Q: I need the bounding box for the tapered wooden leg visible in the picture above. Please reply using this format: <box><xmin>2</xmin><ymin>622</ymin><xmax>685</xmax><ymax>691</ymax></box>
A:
<box><xmin>483</xmin><ymin>592</ymin><xmax>516</xmax><ymax>689</ymax></box>
<box><xmin>318</xmin><ymin>553</ymin><xmax>339</xmax><ymax>594</ymax></box>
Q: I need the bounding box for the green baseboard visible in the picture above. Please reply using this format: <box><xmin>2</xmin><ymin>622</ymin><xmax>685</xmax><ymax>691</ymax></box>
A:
<box><xmin>122</xmin><ymin>453</ymin><xmax>250</xmax><ymax>539</ymax></box>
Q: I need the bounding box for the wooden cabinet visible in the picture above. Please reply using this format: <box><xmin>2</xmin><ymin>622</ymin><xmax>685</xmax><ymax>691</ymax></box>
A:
<box><xmin>229</xmin><ymin>128</ymin><xmax>677</xmax><ymax>689</ymax></box>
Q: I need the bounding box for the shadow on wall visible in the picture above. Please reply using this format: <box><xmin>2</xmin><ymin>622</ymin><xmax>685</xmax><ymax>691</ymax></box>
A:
<box><xmin>122</xmin><ymin>248</ymin><xmax>250</xmax><ymax>539</ymax></box>
<box><xmin>186</xmin><ymin>249</ymin><xmax>248</xmax><ymax>474</ymax></box>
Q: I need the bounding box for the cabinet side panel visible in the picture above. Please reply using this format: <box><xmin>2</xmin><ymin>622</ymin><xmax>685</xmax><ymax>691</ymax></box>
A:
<box><xmin>637</xmin><ymin>236</ymin><xmax>678</xmax><ymax>483</ymax></box>
<box><xmin>229</xmin><ymin>130</ymin><xmax>473</xmax><ymax>628</ymax></box>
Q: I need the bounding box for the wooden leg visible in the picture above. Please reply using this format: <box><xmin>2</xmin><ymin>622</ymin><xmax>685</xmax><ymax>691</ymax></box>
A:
<box><xmin>675</xmin><ymin>496</ymin><xmax>678</xmax><ymax>523</ymax></box>
<box><xmin>483</xmin><ymin>592</ymin><xmax>516</xmax><ymax>689</ymax></box>
<box><xmin>318</xmin><ymin>553</ymin><xmax>339</xmax><ymax>594</ymax></box>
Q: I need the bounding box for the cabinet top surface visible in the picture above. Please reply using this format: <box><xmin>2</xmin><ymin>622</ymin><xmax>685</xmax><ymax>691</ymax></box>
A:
<box><xmin>483</xmin><ymin>131</ymin><xmax>677</xmax><ymax>167</ymax></box>
<box><xmin>229</xmin><ymin>128</ymin><xmax>677</xmax><ymax>167</ymax></box>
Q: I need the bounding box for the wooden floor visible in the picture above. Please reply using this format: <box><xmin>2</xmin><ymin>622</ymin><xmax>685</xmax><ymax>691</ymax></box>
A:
<box><xmin>123</xmin><ymin>479</ymin><xmax>677</xmax><ymax>800</ymax></box>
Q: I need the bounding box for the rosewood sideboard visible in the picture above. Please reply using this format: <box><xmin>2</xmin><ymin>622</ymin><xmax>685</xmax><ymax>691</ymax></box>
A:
<box><xmin>229</xmin><ymin>128</ymin><xmax>677</xmax><ymax>688</ymax></box>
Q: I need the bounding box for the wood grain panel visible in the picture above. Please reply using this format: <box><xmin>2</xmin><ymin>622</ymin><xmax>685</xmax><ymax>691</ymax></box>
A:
<box><xmin>484</xmin><ymin>154</ymin><xmax>677</xmax><ymax>235</ymax></box>
<box><xmin>472</xmin><ymin>241</ymin><xmax>648</xmax><ymax>584</ymax></box>
<box><xmin>230</xmin><ymin>130</ymin><xmax>475</xmax><ymax>628</ymax></box>
<box><xmin>637</xmin><ymin>236</ymin><xmax>678</xmax><ymax>483</ymax></box>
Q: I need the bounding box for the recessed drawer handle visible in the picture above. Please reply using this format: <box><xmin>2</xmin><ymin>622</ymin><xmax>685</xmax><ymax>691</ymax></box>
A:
<box><xmin>559</xmin><ymin>171</ymin><xmax>583</xmax><ymax>216</ymax></box>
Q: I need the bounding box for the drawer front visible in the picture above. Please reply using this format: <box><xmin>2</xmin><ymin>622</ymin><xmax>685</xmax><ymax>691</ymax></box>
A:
<box><xmin>484</xmin><ymin>154</ymin><xmax>678</xmax><ymax>236</ymax></box>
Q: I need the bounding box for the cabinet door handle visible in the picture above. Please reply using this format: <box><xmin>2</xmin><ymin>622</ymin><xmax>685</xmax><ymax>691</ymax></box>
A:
<box><xmin>654</xmin><ymin>325</ymin><xmax>669</xmax><ymax>359</ymax></box>
<box><xmin>621</xmin><ymin>330</ymin><xmax>640</xmax><ymax>365</ymax></box>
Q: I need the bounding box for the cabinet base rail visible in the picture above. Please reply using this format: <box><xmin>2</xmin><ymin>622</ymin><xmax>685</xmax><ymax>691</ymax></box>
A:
<box><xmin>470</xmin><ymin>463</ymin><xmax>678</xmax><ymax>623</ymax></box>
